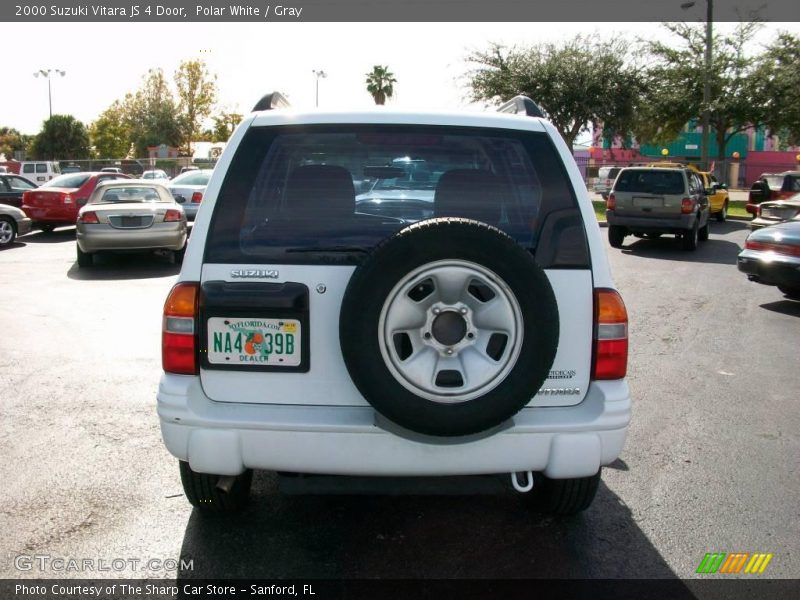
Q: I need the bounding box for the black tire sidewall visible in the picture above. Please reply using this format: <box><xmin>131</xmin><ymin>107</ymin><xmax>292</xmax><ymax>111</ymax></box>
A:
<box><xmin>340</xmin><ymin>219</ymin><xmax>560</xmax><ymax>437</ymax></box>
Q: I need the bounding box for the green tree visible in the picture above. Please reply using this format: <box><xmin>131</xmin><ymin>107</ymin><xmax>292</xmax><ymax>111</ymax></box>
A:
<box><xmin>0</xmin><ymin>127</ymin><xmax>31</xmax><ymax>160</ymax></box>
<box><xmin>466</xmin><ymin>37</ymin><xmax>644</xmax><ymax>148</ymax></box>
<box><xmin>30</xmin><ymin>115</ymin><xmax>91</xmax><ymax>160</ymax></box>
<box><xmin>89</xmin><ymin>101</ymin><xmax>131</xmax><ymax>158</ymax></box>
<box><xmin>174</xmin><ymin>59</ymin><xmax>218</xmax><ymax>155</ymax></box>
<box><xmin>635</xmin><ymin>22</ymin><xmax>767</xmax><ymax>161</ymax></box>
<box><xmin>123</xmin><ymin>68</ymin><xmax>182</xmax><ymax>157</ymax></box>
<box><xmin>211</xmin><ymin>111</ymin><xmax>243</xmax><ymax>142</ymax></box>
<box><xmin>365</xmin><ymin>65</ymin><xmax>397</xmax><ymax>105</ymax></box>
<box><xmin>751</xmin><ymin>32</ymin><xmax>800</xmax><ymax>146</ymax></box>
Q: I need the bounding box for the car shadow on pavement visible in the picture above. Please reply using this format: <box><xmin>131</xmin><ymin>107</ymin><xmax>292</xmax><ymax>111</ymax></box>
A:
<box><xmin>66</xmin><ymin>252</ymin><xmax>180</xmax><ymax>281</ymax></box>
<box><xmin>760</xmin><ymin>299</ymin><xmax>800</xmax><ymax>317</ymax></box>
<box><xmin>21</xmin><ymin>228</ymin><xmax>76</xmax><ymax>243</ymax></box>
<box><xmin>176</xmin><ymin>474</ymin><xmax>691</xmax><ymax>582</ymax></box>
<box><xmin>620</xmin><ymin>237</ymin><xmax>741</xmax><ymax>265</ymax></box>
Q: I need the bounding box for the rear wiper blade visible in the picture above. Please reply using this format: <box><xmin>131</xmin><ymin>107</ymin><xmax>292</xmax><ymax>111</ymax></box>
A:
<box><xmin>285</xmin><ymin>246</ymin><xmax>369</xmax><ymax>254</ymax></box>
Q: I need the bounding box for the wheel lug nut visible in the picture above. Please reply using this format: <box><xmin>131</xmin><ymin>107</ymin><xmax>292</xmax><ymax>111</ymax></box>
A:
<box><xmin>460</xmin><ymin>307</ymin><xmax>468</xmax><ymax>314</ymax></box>
<box><xmin>424</xmin><ymin>332</ymin><xmax>432</xmax><ymax>339</ymax></box>
<box><xmin>432</xmin><ymin>307</ymin><xmax>441</xmax><ymax>315</ymax></box>
<box><xmin>445</xmin><ymin>348</ymin><xmax>453</xmax><ymax>355</ymax></box>
<box><xmin>467</xmin><ymin>332</ymin><xmax>475</xmax><ymax>339</ymax></box>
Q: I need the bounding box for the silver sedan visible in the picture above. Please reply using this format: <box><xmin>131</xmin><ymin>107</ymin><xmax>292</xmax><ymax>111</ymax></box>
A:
<box><xmin>167</xmin><ymin>169</ymin><xmax>212</xmax><ymax>221</ymax></box>
<box><xmin>0</xmin><ymin>203</ymin><xmax>33</xmax><ymax>247</ymax></box>
<box><xmin>75</xmin><ymin>180</ymin><xmax>187</xmax><ymax>267</ymax></box>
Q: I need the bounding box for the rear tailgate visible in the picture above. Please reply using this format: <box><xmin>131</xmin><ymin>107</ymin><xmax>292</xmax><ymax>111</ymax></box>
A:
<box><xmin>198</xmin><ymin>264</ymin><xmax>593</xmax><ymax>408</ymax></box>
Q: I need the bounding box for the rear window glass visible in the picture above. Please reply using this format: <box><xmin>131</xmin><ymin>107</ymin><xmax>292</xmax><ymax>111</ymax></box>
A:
<box><xmin>615</xmin><ymin>170</ymin><xmax>685</xmax><ymax>195</ymax></box>
<box><xmin>205</xmin><ymin>125</ymin><xmax>589</xmax><ymax>268</ymax></box>
<box><xmin>36</xmin><ymin>164</ymin><xmax>48</xmax><ymax>173</ymax></box>
<box><xmin>43</xmin><ymin>174</ymin><xmax>90</xmax><ymax>188</ymax></box>
<box><xmin>784</xmin><ymin>176</ymin><xmax>800</xmax><ymax>192</ymax></box>
<box><xmin>172</xmin><ymin>171</ymin><xmax>211</xmax><ymax>186</ymax></box>
<box><xmin>92</xmin><ymin>186</ymin><xmax>166</xmax><ymax>203</ymax></box>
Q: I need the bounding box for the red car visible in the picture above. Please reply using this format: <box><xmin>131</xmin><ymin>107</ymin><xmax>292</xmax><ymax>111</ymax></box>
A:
<box><xmin>747</xmin><ymin>171</ymin><xmax>800</xmax><ymax>216</ymax></box>
<box><xmin>22</xmin><ymin>172</ymin><xmax>131</xmax><ymax>232</ymax></box>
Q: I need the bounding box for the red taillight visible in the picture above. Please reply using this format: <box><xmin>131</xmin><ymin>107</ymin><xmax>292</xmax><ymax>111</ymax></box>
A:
<box><xmin>162</xmin><ymin>283</ymin><xmax>199</xmax><ymax>375</ymax></box>
<box><xmin>592</xmin><ymin>289</ymin><xmax>628</xmax><ymax>380</ymax></box>
<box><xmin>681</xmin><ymin>198</ymin><xmax>694</xmax><ymax>214</ymax></box>
<box><xmin>191</xmin><ymin>191</ymin><xmax>203</xmax><ymax>203</ymax></box>
<box><xmin>607</xmin><ymin>193</ymin><xmax>616</xmax><ymax>210</ymax></box>
<box><xmin>745</xmin><ymin>239</ymin><xmax>800</xmax><ymax>258</ymax></box>
<box><xmin>79</xmin><ymin>211</ymin><xmax>99</xmax><ymax>224</ymax></box>
<box><xmin>164</xmin><ymin>209</ymin><xmax>183</xmax><ymax>222</ymax></box>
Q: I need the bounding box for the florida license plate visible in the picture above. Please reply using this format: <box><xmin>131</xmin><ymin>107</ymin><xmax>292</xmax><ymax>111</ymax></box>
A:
<box><xmin>207</xmin><ymin>317</ymin><xmax>301</xmax><ymax>366</ymax></box>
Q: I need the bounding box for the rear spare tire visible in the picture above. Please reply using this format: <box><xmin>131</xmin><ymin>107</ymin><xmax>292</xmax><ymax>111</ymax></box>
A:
<box><xmin>339</xmin><ymin>218</ymin><xmax>559</xmax><ymax>437</ymax></box>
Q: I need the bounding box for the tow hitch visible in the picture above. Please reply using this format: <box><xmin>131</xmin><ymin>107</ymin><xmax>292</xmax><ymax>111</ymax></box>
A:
<box><xmin>510</xmin><ymin>471</ymin><xmax>534</xmax><ymax>493</ymax></box>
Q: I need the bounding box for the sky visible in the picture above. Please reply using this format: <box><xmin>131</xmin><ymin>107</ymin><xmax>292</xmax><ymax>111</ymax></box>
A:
<box><xmin>3</xmin><ymin>21</ymin><xmax>800</xmax><ymax>144</ymax></box>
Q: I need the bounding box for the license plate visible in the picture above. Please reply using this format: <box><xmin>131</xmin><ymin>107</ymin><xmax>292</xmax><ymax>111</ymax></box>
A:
<box><xmin>207</xmin><ymin>317</ymin><xmax>301</xmax><ymax>366</ymax></box>
<box><xmin>121</xmin><ymin>216</ymin><xmax>143</xmax><ymax>227</ymax></box>
<box><xmin>633</xmin><ymin>196</ymin><xmax>663</xmax><ymax>208</ymax></box>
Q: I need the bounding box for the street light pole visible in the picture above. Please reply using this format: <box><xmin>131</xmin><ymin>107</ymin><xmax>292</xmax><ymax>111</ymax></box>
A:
<box><xmin>702</xmin><ymin>0</ymin><xmax>713</xmax><ymax>173</ymax></box>
<box><xmin>33</xmin><ymin>68</ymin><xmax>66</xmax><ymax>119</ymax></box>
<box><xmin>680</xmin><ymin>0</ymin><xmax>713</xmax><ymax>172</ymax></box>
<box><xmin>312</xmin><ymin>69</ymin><xmax>327</xmax><ymax>108</ymax></box>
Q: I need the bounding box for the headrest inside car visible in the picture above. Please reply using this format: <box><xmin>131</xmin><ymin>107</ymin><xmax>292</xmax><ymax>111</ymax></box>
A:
<box><xmin>285</xmin><ymin>165</ymin><xmax>355</xmax><ymax>218</ymax></box>
<box><xmin>434</xmin><ymin>169</ymin><xmax>506</xmax><ymax>225</ymax></box>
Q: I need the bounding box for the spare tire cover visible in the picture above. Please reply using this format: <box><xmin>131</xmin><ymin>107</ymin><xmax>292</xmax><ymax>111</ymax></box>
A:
<box><xmin>339</xmin><ymin>218</ymin><xmax>560</xmax><ymax>437</ymax></box>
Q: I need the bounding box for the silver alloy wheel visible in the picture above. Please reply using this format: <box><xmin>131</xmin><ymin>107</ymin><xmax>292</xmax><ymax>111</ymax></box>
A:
<box><xmin>378</xmin><ymin>259</ymin><xmax>524</xmax><ymax>404</ymax></box>
<box><xmin>0</xmin><ymin>219</ymin><xmax>14</xmax><ymax>245</ymax></box>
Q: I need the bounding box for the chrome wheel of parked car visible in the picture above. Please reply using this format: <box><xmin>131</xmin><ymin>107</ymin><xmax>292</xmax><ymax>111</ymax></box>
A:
<box><xmin>0</xmin><ymin>217</ymin><xmax>16</xmax><ymax>247</ymax></box>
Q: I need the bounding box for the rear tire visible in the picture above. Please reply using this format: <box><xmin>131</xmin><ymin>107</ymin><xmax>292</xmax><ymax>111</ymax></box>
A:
<box><xmin>608</xmin><ymin>225</ymin><xmax>626</xmax><ymax>248</ymax></box>
<box><xmin>532</xmin><ymin>470</ymin><xmax>602</xmax><ymax>515</ymax></box>
<box><xmin>680</xmin><ymin>220</ymin><xmax>699</xmax><ymax>251</ymax></box>
<box><xmin>173</xmin><ymin>244</ymin><xmax>186</xmax><ymax>264</ymax></box>
<box><xmin>716</xmin><ymin>201</ymin><xmax>728</xmax><ymax>222</ymax></box>
<box><xmin>698</xmin><ymin>222</ymin><xmax>709</xmax><ymax>241</ymax></box>
<box><xmin>0</xmin><ymin>217</ymin><xmax>17</xmax><ymax>247</ymax></box>
<box><xmin>39</xmin><ymin>224</ymin><xmax>55</xmax><ymax>234</ymax></box>
<box><xmin>76</xmin><ymin>246</ymin><xmax>93</xmax><ymax>268</ymax></box>
<box><xmin>179</xmin><ymin>461</ymin><xmax>253</xmax><ymax>512</ymax></box>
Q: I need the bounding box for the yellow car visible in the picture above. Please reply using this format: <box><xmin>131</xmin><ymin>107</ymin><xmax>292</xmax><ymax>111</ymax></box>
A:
<box><xmin>646</xmin><ymin>163</ymin><xmax>730</xmax><ymax>221</ymax></box>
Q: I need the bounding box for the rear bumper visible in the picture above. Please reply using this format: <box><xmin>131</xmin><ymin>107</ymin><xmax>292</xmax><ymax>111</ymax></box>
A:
<box><xmin>22</xmin><ymin>205</ymin><xmax>78</xmax><ymax>224</ymax></box>
<box><xmin>738</xmin><ymin>250</ymin><xmax>800</xmax><ymax>288</ymax></box>
<box><xmin>17</xmin><ymin>218</ymin><xmax>33</xmax><ymax>236</ymax></box>
<box><xmin>157</xmin><ymin>375</ymin><xmax>631</xmax><ymax>479</ymax></box>
<box><xmin>76</xmin><ymin>222</ymin><xmax>186</xmax><ymax>252</ymax></box>
<box><xmin>606</xmin><ymin>211</ymin><xmax>698</xmax><ymax>232</ymax></box>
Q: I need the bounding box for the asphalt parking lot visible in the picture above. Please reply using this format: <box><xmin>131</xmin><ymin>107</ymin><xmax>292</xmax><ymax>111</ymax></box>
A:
<box><xmin>1</xmin><ymin>220</ymin><xmax>798</xmax><ymax>582</ymax></box>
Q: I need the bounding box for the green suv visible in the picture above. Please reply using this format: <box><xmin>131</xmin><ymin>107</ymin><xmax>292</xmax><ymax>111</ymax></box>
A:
<box><xmin>606</xmin><ymin>167</ymin><xmax>710</xmax><ymax>251</ymax></box>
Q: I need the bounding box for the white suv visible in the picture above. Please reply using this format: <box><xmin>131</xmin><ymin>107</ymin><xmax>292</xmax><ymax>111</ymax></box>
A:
<box><xmin>158</xmin><ymin>94</ymin><xmax>631</xmax><ymax>514</ymax></box>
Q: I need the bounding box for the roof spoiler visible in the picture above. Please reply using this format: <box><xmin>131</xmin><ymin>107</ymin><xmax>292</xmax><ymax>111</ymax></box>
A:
<box><xmin>497</xmin><ymin>95</ymin><xmax>544</xmax><ymax>118</ymax></box>
<box><xmin>252</xmin><ymin>92</ymin><xmax>290</xmax><ymax>112</ymax></box>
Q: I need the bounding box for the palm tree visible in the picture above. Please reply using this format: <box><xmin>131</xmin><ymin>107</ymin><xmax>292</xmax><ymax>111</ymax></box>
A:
<box><xmin>365</xmin><ymin>65</ymin><xmax>397</xmax><ymax>105</ymax></box>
